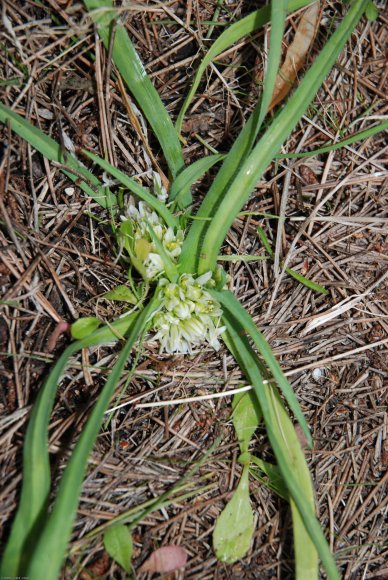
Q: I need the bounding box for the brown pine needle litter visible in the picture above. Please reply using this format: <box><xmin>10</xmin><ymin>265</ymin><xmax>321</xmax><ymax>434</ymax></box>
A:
<box><xmin>0</xmin><ymin>1</ymin><xmax>387</xmax><ymax>578</ymax></box>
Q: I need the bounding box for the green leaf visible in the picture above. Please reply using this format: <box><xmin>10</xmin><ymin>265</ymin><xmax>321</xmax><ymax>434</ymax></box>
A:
<box><xmin>213</xmin><ymin>466</ymin><xmax>254</xmax><ymax>564</ymax></box>
<box><xmin>84</xmin><ymin>150</ymin><xmax>179</xmax><ymax>230</ymax></box>
<box><xmin>179</xmin><ymin>0</ymin><xmax>289</xmax><ymax>273</ymax></box>
<box><xmin>214</xmin><ymin>289</ymin><xmax>312</xmax><ymax>447</ymax></box>
<box><xmin>365</xmin><ymin>0</ymin><xmax>378</xmax><ymax>20</ymax></box>
<box><xmin>255</xmin><ymin>0</ymin><xmax>287</xmax><ymax>132</ymax></box>
<box><xmin>222</xmin><ymin>315</ymin><xmax>336</xmax><ymax>579</ymax></box>
<box><xmin>146</xmin><ymin>222</ymin><xmax>178</xmax><ymax>282</ymax></box>
<box><xmin>257</xmin><ymin>226</ymin><xmax>328</xmax><ymax>294</ymax></box>
<box><xmin>277</xmin><ymin>120</ymin><xmax>388</xmax><ymax>158</ymax></box>
<box><xmin>285</xmin><ymin>268</ymin><xmax>328</xmax><ymax>295</ymax></box>
<box><xmin>0</xmin><ymin>312</ymin><xmax>137</xmax><ymax>578</ymax></box>
<box><xmin>118</xmin><ymin>220</ymin><xmax>148</xmax><ymax>280</ymax></box>
<box><xmin>103</xmin><ymin>525</ymin><xmax>133</xmax><ymax>574</ymax></box>
<box><xmin>103</xmin><ymin>285</ymin><xmax>138</xmax><ymax>304</ymax></box>
<box><xmin>0</xmin><ymin>104</ymin><xmax>116</xmax><ymax>210</ymax></box>
<box><xmin>71</xmin><ymin>317</ymin><xmax>101</xmax><ymax>340</ymax></box>
<box><xmin>170</xmin><ymin>153</ymin><xmax>225</xmax><ymax>206</ymax></box>
<box><xmin>83</xmin><ymin>0</ymin><xmax>185</xmax><ymax>193</ymax></box>
<box><xmin>25</xmin><ymin>298</ymin><xmax>160</xmax><ymax>579</ymax></box>
<box><xmin>175</xmin><ymin>0</ymin><xmax>312</xmax><ymax>134</ymax></box>
<box><xmin>256</xmin><ymin>226</ymin><xmax>274</xmax><ymax>257</ymax></box>
<box><xmin>232</xmin><ymin>393</ymin><xmax>261</xmax><ymax>455</ymax></box>
<box><xmin>192</xmin><ymin>0</ymin><xmax>369</xmax><ymax>274</ymax></box>
<box><xmin>249</xmin><ymin>456</ymin><xmax>288</xmax><ymax>500</ymax></box>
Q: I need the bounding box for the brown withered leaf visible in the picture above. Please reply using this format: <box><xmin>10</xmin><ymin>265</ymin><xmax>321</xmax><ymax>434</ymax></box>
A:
<box><xmin>300</xmin><ymin>164</ymin><xmax>318</xmax><ymax>184</ymax></box>
<box><xmin>139</xmin><ymin>545</ymin><xmax>187</xmax><ymax>574</ymax></box>
<box><xmin>269</xmin><ymin>2</ymin><xmax>321</xmax><ymax>111</ymax></box>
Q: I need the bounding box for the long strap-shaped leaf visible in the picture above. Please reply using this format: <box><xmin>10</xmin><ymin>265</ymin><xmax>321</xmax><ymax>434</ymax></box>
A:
<box><xmin>175</xmin><ymin>0</ymin><xmax>312</xmax><ymax>134</ymax></box>
<box><xmin>277</xmin><ymin>119</ymin><xmax>388</xmax><ymax>158</ymax></box>
<box><xmin>213</xmin><ymin>289</ymin><xmax>312</xmax><ymax>446</ymax></box>
<box><xmin>0</xmin><ymin>314</ymin><xmax>138</xmax><ymax>577</ymax></box>
<box><xmin>179</xmin><ymin>0</ymin><xmax>288</xmax><ymax>272</ymax></box>
<box><xmin>185</xmin><ymin>0</ymin><xmax>368</xmax><ymax>274</ymax></box>
<box><xmin>222</xmin><ymin>311</ymin><xmax>338</xmax><ymax>579</ymax></box>
<box><xmin>169</xmin><ymin>153</ymin><xmax>225</xmax><ymax>207</ymax></box>
<box><xmin>25</xmin><ymin>299</ymin><xmax>160</xmax><ymax>579</ymax></box>
<box><xmin>0</xmin><ymin>103</ymin><xmax>116</xmax><ymax>209</ymax></box>
<box><xmin>83</xmin><ymin>0</ymin><xmax>186</xmax><ymax>194</ymax></box>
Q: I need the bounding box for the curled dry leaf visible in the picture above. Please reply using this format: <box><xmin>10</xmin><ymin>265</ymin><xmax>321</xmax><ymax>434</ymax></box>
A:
<box><xmin>139</xmin><ymin>545</ymin><xmax>188</xmax><ymax>574</ymax></box>
<box><xmin>269</xmin><ymin>2</ymin><xmax>321</xmax><ymax>111</ymax></box>
<box><xmin>46</xmin><ymin>321</ymin><xmax>70</xmax><ymax>352</ymax></box>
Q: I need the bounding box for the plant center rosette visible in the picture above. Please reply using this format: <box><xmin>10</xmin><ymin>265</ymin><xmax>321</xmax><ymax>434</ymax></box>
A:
<box><xmin>119</xmin><ymin>199</ymin><xmax>226</xmax><ymax>354</ymax></box>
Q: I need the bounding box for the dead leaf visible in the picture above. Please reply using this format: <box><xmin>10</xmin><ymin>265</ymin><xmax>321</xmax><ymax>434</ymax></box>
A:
<box><xmin>139</xmin><ymin>545</ymin><xmax>187</xmax><ymax>574</ymax></box>
<box><xmin>300</xmin><ymin>164</ymin><xmax>318</xmax><ymax>184</ymax></box>
<box><xmin>46</xmin><ymin>321</ymin><xmax>70</xmax><ymax>352</ymax></box>
<box><xmin>269</xmin><ymin>2</ymin><xmax>321</xmax><ymax>111</ymax></box>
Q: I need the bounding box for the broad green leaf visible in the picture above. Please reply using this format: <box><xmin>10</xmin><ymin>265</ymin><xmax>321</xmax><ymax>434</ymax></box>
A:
<box><xmin>213</xmin><ymin>466</ymin><xmax>254</xmax><ymax>564</ymax></box>
<box><xmin>365</xmin><ymin>0</ymin><xmax>378</xmax><ymax>20</ymax></box>
<box><xmin>71</xmin><ymin>317</ymin><xmax>101</xmax><ymax>339</ymax></box>
<box><xmin>214</xmin><ymin>289</ymin><xmax>312</xmax><ymax>447</ymax></box>
<box><xmin>26</xmin><ymin>298</ymin><xmax>160</xmax><ymax>579</ymax></box>
<box><xmin>103</xmin><ymin>525</ymin><xmax>133</xmax><ymax>574</ymax></box>
<box><xmin>192</xmin><ymin>0</ymin><xmax>369</xmax><ymax>274</ymax></box>
<box><xmin>0</xmin><ymin>312</ymin><xmax>137</xmax><ymax>577</ymax></box>
<box><xmin>232</xmin><ymin>393</ymin><xmax>261</xmax><ymax>455</ymax></box>
<box><xmin>0</xmin><ymin>103</ymin><xmax>116</xmax><ymax>209</ymax></box>
<box><xmin>83</xmin><ymin>0</ymin><xmax>185</xmax><ymax>194</ymax></box>
<box><xmin>176</xmin><ymin>0</ymin><xmax>312</xmax><ymax>134</ymax></box>
<box><xmin>291</xmin><ymin>498</ymin><xmax>318</xmax><ymax>580</ymax></box>
<box><xmin>134</xmin><ymin>238</ymin><xmax>152</xmax><ymax>263</ymax></box>
<box><xmin>84</xmin><ymin>150</ymin><xmax>179</xmax><ymax>230</ymax></box>
<box><xmin>103</xmin><ymin>285</ymin><xmax>137</xmax><ymax>304</ymax></box>
<box><xmin>170</xmin><ymin>154</ymin><xmax>225</xmax><ymax>206</ymax></box>
<box><xmin>222</xmin><ymin>314</ymin><xmax>336</xmax><ymax>579</ymax></box>
<box><xmin>80</xmin><ymin>313</ymin><xmax>138</xmax><ymax>346</ymax></box>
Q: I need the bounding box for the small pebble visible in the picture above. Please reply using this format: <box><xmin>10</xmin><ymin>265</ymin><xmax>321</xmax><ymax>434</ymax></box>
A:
<box><xmin>312</xmin><ymin>367</ymin><xmax>324</xmax><ymax>381</ymax></box>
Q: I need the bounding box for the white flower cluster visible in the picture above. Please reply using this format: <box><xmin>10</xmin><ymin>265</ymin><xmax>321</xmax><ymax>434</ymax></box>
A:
<box><xmin>122</xmin><ymin>201</ymin><xmax>183</xmax><ymax>280</ymax></box>
<box><xmin>152</xmin><ymin>272</ymin><xmax>226</xmax><ymax>354</ymax></box>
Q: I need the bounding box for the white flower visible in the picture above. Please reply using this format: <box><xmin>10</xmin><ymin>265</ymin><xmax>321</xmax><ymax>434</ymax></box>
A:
<box><xmin>120</xmin><ymin>199</ymin><xmax>183</xmax><ymax>280</ymax></box>
<box><xmin>152</xmin><ymin>171</ymin><xmax>168</xmax><ymax>202</ymax></box>
<box><xmin>152</xmin><ymin>273</ymin><xmax>226</xmax><ymax>354</ymax></box>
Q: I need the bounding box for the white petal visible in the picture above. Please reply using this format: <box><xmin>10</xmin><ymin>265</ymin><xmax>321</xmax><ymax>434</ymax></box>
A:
<box><xmin>196</xmin><ymin>271</ymin><xmax>212</xmax><ymax>286</ymax></box>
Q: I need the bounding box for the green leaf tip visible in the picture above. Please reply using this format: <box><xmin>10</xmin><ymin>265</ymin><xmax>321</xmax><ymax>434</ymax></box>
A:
<box><xmin>104</xmin><ymin>525</ymin><xmax>133</xmax><ymax>574</ymax></box>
